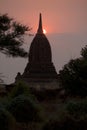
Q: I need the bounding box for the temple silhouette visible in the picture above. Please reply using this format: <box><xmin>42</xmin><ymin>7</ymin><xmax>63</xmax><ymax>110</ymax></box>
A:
<box><xmin>16</xmin><ymin>14</ymin><xmax>58</xmax><ymax>88</ymax></box>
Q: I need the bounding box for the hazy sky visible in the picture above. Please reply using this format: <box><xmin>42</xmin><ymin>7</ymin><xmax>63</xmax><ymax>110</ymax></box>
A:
<box><xmin>0</xmin><ymin>0</ymin><xmax>87</xmax><ymax>84</ymax></box>
<box><xmin>0</xmin><ymin>0</ymin><xmax>87</xmax><ymax>33</ymax></box>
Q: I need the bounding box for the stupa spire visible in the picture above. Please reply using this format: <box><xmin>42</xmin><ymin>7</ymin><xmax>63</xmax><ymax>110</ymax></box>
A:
<box><xmin>37</xmin><ymin>13</ymin><xmax>43</xmax><ymax>34</ymax></box>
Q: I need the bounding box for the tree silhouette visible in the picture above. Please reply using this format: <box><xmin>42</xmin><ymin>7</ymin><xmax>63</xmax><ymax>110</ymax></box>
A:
<box><xmin>59</xmin><ymin>46</ymin><xmax>87</xmax><ymax>96</ymax></box>
<box><xmin>0</xmin><ymin>14</ymin><xmax>31</xmax><ymax>57</ymax></box>
<box><xmin>7</xmin><ymin>95</ymin><xmax>42</xmax><ymax>130</ymax></box>
<box><xmin>81</xmin><ymin>45</ymin><xmax>87</xmax><ymax>59</ymax></box>
<box><xmin>0</xmin><ymin>108</ymin><xmax>15</xmax><ymax>130</ymax></box>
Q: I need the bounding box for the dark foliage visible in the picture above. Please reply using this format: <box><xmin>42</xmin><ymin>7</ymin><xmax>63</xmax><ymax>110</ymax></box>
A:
<box><xmin>7</xmin><ymin>95</ymin><xmax>42</xmax><ymax>124</ymax></box>
<box><xmin>59</xmin><ymin>46</ymin><xmax>87</xmax><ymax>96</ymax></box>
<box><xmin>43</xmin><ymin>99</ymin><xmax>87</xmax><ymax>130</ymax></box>
<box><xmin>66</xmin><ymin>100</ymin><xmax>87</xmax><ymax>118</ymax></box>
<box><xmin>8</xmin><ymin>82</ymin><xmax>31</xmax><ymax>98</ymax></box>
<box><xmin>30</xmin><ymin>88</ymin><xmax>61</xmax><ymax>101</ymax></box>
<box><xmin>43</xmin><ymin>116</ymin><xmax>87</xmax><ymax>130</ymax></box>
<box><xmin>0</xmin><ymin>14</ymin><xmax>31</xmax><ymax>57</ymax></box>
<box><xmin>81</xmin><ymin>45</ymin><xmax>87</xmax><ymax>59</ymax></box>
<box><xmin>0</xmin><ymin>108</ymin><xmax>15</xmax><ymax>130</ymax></box>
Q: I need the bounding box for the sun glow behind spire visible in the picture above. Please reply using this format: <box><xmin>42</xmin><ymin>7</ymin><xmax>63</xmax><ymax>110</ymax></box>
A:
<box><xmin>43</xmin><ymin>29</ymin><xmax>47</xmax><ymax>34</ymax></box>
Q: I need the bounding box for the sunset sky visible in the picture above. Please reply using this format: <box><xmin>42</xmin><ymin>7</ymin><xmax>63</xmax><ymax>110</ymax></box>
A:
<box><xmin>0</xmin><ymin>0</ymin><xmax>87</xmax><ymax>84</ymax></box>
<box><xmin>0</xmin><ymin>0</ymin><xmax>87</xmax><ymax>33</ymax></box>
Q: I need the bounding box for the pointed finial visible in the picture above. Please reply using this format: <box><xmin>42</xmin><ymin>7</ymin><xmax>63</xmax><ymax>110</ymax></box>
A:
<box><xmin>37</xmin><ymin>13</ymin><xmax>43</xmax><ymax>34</ymax></box>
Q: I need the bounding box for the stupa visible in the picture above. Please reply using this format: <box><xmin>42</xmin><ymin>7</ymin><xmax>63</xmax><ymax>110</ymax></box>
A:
<box><xmin>16</xmin><ymin>14</ymin><xmax>58</xmax><ymax>88</ymax></box>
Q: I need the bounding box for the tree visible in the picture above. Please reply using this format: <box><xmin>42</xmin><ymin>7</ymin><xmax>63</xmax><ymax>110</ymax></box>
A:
<box><xmin>59</xmin><ymin>46</ymin><xmax>87</xmax><ymax>96</ymax></box>
<box><xmin>0</xmin><ymin>73</ymin><xmax>4</xmax><ymax>84</ymax></box>
<box><xmin>0</xmin><ymin>14</ymin><xmax>31</xmax><ymax>57</ymax></box>
<box><xmin>81</xmin><ymin>45</ymin><xmax>87</xmax><ymax>59</ymax></box>
<box><xmin>43</xmin><ymin>100</ymin><xmax>87</xmax><ymax>130</ymax></box>
<box><xmin>0</xmin><ymin>108</ymin><xmax>15</xmax><ymax>130</ymax></box>
<box><xmin>7</xmin><ymin>95</ymin><xmax>42</xmax><ymax>129</ymax></box>
<box><xmin>8</xmin><ymin>81</ymin><xmax>36</xmax><ymax>100</ymax></box>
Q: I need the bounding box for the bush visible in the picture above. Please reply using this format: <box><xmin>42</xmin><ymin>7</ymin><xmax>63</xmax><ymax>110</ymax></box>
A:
<box><xmin>0</xmin><ymin>108</ymin><xmax>15</xmax><ymax>130</ymax></box>
<box><xmin>8</xmin><ymin>82</ymin><xmax>37</xmax><ymax>102</ymax></box>
<box><xmin>66</xmin><ymin>100</ymin><xmax>87</xmax><ymax>119</ymax></box>
<box><xmin>31</xmin><ymin>88</ymin><xmax>60</xmax><ymax>101</ymax></box>
<box><xmin>43</xmin><ymin>99</ymin><xmax>87</xmax><ymax>130</ymax></box>
<box><xmin>43</xmin><ymin>113</ymin><xmax>87</xmax><ymax>130</ymax></box>
<box><xmin>8</xmin><ymin>82</ymin><xmax>30</xmax><ymax>97</ymax></box>
<box><xmin>7</xmin><ymin>95</ymin><xmax>43</xmax><ymax>124</ymax></box>
<box><xmin>42</xmin><ymin>117</ymin><xmax>77</xmax><ymax>130</ymax></box>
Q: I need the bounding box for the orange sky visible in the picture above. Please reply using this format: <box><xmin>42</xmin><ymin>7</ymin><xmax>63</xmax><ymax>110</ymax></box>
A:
<box><xmin>0</xmin><ymin>0</ymin><xmax>87</xmax><ymax>34</ymax></box>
